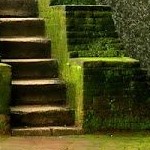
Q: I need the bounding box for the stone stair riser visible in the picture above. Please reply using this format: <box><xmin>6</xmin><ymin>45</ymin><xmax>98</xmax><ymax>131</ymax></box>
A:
<box><xmin>2</xmin><ymin>60</ymin><xmax>58</xmax><ymax>79</ymax></box>
<box><xmin>0</xmin><ymin>0</ymin><xmax>38</xmax><ymax>17</ymax></box>
<box><xmin>11</xmin><ymin>110</ymin><xmax>75</xmax><ymax>127</ymax></box>
<box><xmin>11</xmin><ymin>84</ymin><xmax>66</xmax><ymax>105</ymax></box>
<box><xmin>11</xmin><ymin>127</ymin><xmax>83</xmax><ymax>136</ymax></box>
<box><xmin>0</xmin><ymin>0</ymin><xmax>78</xmax><ymax>136</ymax></box>
<box><xmin>0</xmin><ymin>40</ymin><xmax>51</xmax><ymax>59</ymax></box>
<box><xmin>0</xmin><ymin>19</ymin><xmax>45</xmax><ymax>37</ymax></box>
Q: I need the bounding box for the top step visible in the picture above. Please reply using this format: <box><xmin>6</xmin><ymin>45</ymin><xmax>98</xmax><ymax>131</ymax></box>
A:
<box><xmin>0</xmin><ymin>0</ymin><xmax>38</xmax><ymax>17</ymax></box>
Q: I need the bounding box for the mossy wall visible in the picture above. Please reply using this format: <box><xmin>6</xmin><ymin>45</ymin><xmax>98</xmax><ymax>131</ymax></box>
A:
<box><xmin>39</xmin><ymin>4</ymin><xmax>124</xmax><ymax>60</ymax></box>
<box><xmin>70</xmin><ymin>58</ymin><xmax>150</xmax><ymax>132</ymax></box>
<box><xmin>65</xmin><ymin>6</ymin><xmax>124</xmax><ymax>58</ymax></box>
<box><xmin>38</xmin><ymin>4</ymin><xmax>150</xmax><ymax>131</ymax></box>
<box><xmin>97</xmin><ymin>0</ymin><xmax>150</xmax><ymax>73</ymax></box>
<box><xmin>0</xmin><ymin>63</ymin><xmax>11</xmax><ymax>135</ymax></box>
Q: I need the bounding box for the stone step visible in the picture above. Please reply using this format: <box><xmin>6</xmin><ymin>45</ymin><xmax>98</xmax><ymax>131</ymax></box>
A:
<box><xmin>0</xmin><ymin>0</ymin><xmax>38</xmax><ymax>17</ymax></box>
<box><xmin>10</xmin><ymin>105</ymin><xmax>75</xmax><ymax>127</ymax></box>
<box><xmin>12</xmin><ymin>126</ymin><xmax>83</xmax><ymax>136</ymax></box>
<box><xmin>0</xmin><ymin>18</ymin><xmax>45</xmax><ymax>37</ymax></box>
<box><xmin>0</xmin><ymin>37</ymin><xmax>51</xmax><ymax>59</ymax></box>
<box><xmin>11</xmin><ymin>79</ymin><xmax>66</xmax><ymax>105</ymax></box>
<box><xmin>1</xmin><ymin>59</ymin><xmax>58</xmax><ymax>79</ymax></box>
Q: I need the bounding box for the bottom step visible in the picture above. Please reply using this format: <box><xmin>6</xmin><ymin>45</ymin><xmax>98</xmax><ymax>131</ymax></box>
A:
<box><xmin>11</xmin><ymin>126</ymin><xmax>83</xmax><ymax>136</ymax></box>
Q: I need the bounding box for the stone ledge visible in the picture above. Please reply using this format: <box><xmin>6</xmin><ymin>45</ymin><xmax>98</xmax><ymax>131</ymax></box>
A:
<box><xmin>51</xmin><ymin>5</ymin><xmax>111</xmax><ymax>11</ymax></box>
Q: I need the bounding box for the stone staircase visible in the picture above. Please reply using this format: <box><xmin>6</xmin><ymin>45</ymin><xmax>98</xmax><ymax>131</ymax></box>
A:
<box><xmin>0</xmin><ymin>0</ymin><xmax>82</xmax><ymax>136</ymax></box>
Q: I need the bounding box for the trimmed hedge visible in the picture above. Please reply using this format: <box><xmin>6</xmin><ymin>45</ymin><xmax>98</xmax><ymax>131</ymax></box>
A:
<box><xmin>97</xmin><ymin>0</ymin><xmax>150</xmax><ymax>73</ymax></box>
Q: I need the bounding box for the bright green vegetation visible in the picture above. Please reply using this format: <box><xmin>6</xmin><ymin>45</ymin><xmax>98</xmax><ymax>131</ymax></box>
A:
<box><xmin>68</xmin><ymin>133</ymin><xmax>150</xmax><ymax>150</ymax></box>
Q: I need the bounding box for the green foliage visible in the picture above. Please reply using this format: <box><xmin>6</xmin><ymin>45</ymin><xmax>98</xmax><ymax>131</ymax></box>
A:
<box><xmin>50</xmin><ymin>0</ymin><xmax>96</xmax><ymax>5</ymax></box>
<box><xmin>77</xmin><ymin>38</ymin><xmax>124</xmax><ymax>57</ymax></box>
<box><xmin>84</xmin><ymin>109</ymin><xmax>101</xmax><ymax>133</ymax></box>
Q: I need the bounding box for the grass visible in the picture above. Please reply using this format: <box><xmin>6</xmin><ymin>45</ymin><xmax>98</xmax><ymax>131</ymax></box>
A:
<box><xmin>64</xmin><ymin>132</ymin><xmax>150</xmax><ymax>150</ymax></box>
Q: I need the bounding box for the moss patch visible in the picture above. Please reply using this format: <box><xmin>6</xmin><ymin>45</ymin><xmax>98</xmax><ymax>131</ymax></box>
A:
<box><xmin>0</xmin><ymin>115</ymin><xmax>10</xmax><ymax>135</ymax></box>
<box><xmin>0</xmin><ymin>63</ymin><xmax>11</xmax><ymax>114</ymax></box>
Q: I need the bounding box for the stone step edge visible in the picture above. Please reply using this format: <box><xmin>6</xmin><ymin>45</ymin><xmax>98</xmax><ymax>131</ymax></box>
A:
<box><xmin>11</xmin><ymin>78</ymin><xmax>65</xmax><ymax>86</ymax></box>
<box><xmin>0</xmin><ymin>18</ymin><xmax>44</xmax><ymax>21</ymax></box>
<box><xmin>10</xmin><ymin>105</ymin><xmax>70</xmax><ymax>114</ymax></box>
<box><xmin>11</xmin><ymin>126</ymin><xmax>83</xmax><ymax>136</ymax></box>
<box><xmin>1</xmin><ymin>59</ymin><xmax>56</xmax><ymax>63</ymax></box>
<box><xmin>0</xmin><ymin>37</ymin><xmax>50</xmax><ymax>42</ymax></box>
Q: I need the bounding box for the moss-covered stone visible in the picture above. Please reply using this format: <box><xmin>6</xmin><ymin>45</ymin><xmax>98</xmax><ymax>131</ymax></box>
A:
<box><xmin>0</xmin><ymin>114</ymin><xmax>10</xmax><ymax>135</ymax></box>
<box><xmin>0</xmin><ymin>63</ymin><xmax>11</xmax><ymax>135</ymax></box>
<box><xmin>38</xmin><ymin>4</ymin><xmax>122</xmax><ymax>60</ymax></box>
<box><xmin>38</xmin><ymin>4</ymin><xmax>150</xmax><ymax>132</ymax></box>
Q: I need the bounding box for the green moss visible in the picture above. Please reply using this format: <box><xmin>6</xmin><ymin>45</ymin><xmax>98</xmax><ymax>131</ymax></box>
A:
<box><xmin>0</xmin><ymin>64</ymin><xmax>11</xmax><ymax>114</ymax></box>
<box><xmin>66</xmin><ymin>61</ymin><xmax>84</xmax><ymax>126</ymax></box>
<box><xmin>70</xmin><ymin>57</ymin><xmax>139</xmax><ymax>64</ymax></box>
<box><xmin>0</xmin><ymin>115</ymin><xmax>10</xmax><ymax>135</ymax></box>
<box><xmin>38</xmin><ymin>3</ymin><xmax>69</xmax><ymax>78</ymax></box>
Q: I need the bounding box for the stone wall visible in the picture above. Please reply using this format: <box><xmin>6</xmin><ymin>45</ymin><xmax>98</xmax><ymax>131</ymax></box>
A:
<box><xmin>97</xmin><ymin>0</ymin><xmax>150</xmax><ymax>73</ymax></box>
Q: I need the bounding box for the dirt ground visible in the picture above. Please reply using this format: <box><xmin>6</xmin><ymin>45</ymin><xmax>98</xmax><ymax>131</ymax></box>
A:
<box><xmin>0</xmin><ymin>133</ymin><xmax>150</xmax><ymax>150</ymax></box>
<box><xmin>1</xmin><ymin>136</ymin><xmax>96</xmax><ymax>150</ymax></box>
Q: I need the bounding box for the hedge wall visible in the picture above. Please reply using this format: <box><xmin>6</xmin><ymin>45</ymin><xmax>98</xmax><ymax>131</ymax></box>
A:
<box><xmin>97</xmin><ymin>0</ymin><xmax>150</xmax><ymax>74</ymax></box>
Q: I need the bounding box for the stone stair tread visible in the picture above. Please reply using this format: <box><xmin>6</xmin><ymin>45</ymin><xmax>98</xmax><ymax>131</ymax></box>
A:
<box><xmin>11</xmin><ymin>105</ymin><xmax>70</xmax><ymax>113</ymax></box>
<box><xmin>0</xmin><ymin>18</ymin><xmax>44</xmax><ymax>21</ymax></box>
<box><xmin>12</xmin><ymin>126</ymin><xmax>83</xmax><ymax>136</ymax></box>
<box><xmin>1</xmin><ymin>59</ymin><xmax>55</xmax><ymax>63</ymax></box>
<box><xmin>12</xmin><ymin>78</ymin><xmax>64</xmax><ymax>85</ymax></box>
<box><xmin>0</xmin><ymin>37</ymin><xmax>50</xmax><ymax>42</ymax></box>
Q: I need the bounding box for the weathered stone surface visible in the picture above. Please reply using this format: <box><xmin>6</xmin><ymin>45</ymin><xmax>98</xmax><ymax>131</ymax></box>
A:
<box><xmin>0</xmin><ymin>0</ymin><xmax>77</xmax><ymax>136</ymax></box>
<box><xmin>0</xmin><ymin>0</ymin><xmax>38</xmax><ymax>17</ymax></box>
<box><xmin>11</xmin><ymin>79</ymin><xmax>66</xmax><ymax>105</ymax></box>
<box><xmin>0</xmin><ymin>38</ymin><xmax>51</xmax><ymax>59</ymax></box>
<box><xmin>0</xmin><ymin>18</ymin><xmax>45</xmax><ymax>37</ymax></box>
<box><xmin>11</xmin><ymin>126</ymin><xmax>83</xmax><ymax>136</ymax></box>
<box><xmin>10</xmin><ymin>106</ymin><xmax>75</xmax><ymax>127</ymax></box>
